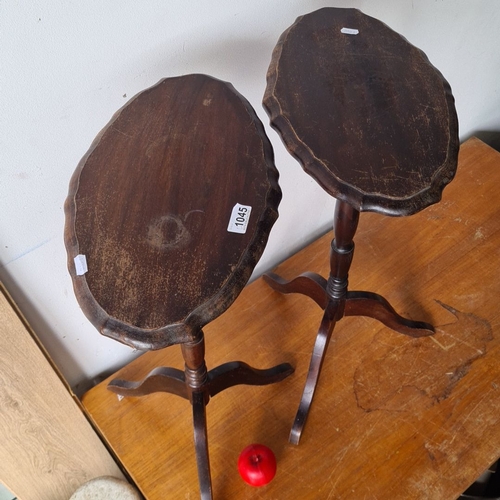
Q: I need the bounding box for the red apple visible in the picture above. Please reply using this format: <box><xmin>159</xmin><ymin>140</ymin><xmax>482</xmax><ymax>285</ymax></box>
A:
<box><xmin>237</xmin><ymin>443</ymin><xmax>277</xmax><ymax>486</ymax></box>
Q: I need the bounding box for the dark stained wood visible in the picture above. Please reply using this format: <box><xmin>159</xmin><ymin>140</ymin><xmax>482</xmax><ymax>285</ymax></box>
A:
<box><xmin>65</xmin><ymin>74</ymin><xmax>294</xmax><ymax>500</ymax></box>
<box><xmin>82</xmin><ymin>138</ymin><xmax>500</xmax><ymax>500</ymax></box>
<box><xmin>264</xmin><ymin>7</ymin><xmax>459</xmax><ymax>216</ymax></box>
<box><xmin>270</xmin><ymin>200</ymin><xmax>435</xmax><ymax>444</ymax></box>
<box><xmin>263</xmin><ymin>8</ymin><xmax>459</xmax><ymax>443</ymax></box>
<box><xmin>65</xmin><ymin>74</ymin><xmax>281</xmax><ymax>350</ymax></box>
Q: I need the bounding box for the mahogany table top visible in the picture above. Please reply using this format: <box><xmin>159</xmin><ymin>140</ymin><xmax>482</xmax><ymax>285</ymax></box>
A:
<box><xmin>64</xmin><ymin>74</ymin><xmax>281</xmax><ymax>350</ymax></box>
<box><xmin>82</xmin><ymin>138</ymin><xmax>500</xmax><ymax>499</ymax></box>
<box><xmin>264</xmin><ymin>8</ymin><xmax>459</xmax><ymax>216</ymax></box>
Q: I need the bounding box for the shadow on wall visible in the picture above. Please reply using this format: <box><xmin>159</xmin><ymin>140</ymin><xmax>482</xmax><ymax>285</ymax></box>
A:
<box><xmin>473</xmin><ymin>130</ymin><xmax>500</xmax><ymax>152</ymax></box>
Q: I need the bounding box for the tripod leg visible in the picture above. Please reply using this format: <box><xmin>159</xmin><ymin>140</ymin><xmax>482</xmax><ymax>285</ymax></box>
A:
<box><xmin>263</xmin><ymin>271</ymin><xmax>328</xmax><ymax>309</ymax></box>
<box><xmin>192</xmin><ymin>391</ymin><xmax>212</xmax><ymax>500</ymax></box>
<box><xmin>290</xmin><ymin>301</ymin><xmax>338</xmax><ymax>445</ymax></box>
<box><xmin>108</xmin><ymin>366</ymin><xmax>188</xmax><ymax>399</ymax></box>
<box><xmin>345</xmin><ymin>291</ymin><xmax>434</xmax><ymax>337</ymax></box>
<box><xmin>208</xmin><ymin>361</ymin><xmax>294</xmax><ymax>397</ymax></box>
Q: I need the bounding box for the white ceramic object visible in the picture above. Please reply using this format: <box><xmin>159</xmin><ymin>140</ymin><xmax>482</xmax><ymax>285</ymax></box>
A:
<box><xmin>70</xmin><ymin>476</ymin><xmax>141</xmax><ymax>500</ymax></box>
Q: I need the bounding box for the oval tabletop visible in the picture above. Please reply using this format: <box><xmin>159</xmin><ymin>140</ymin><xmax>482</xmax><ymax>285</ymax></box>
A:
<box><xmin>65</xmin><ymin>74</ymin><xmax>281</xmax><ymax>350</ymax></box>
<box><xmin>264</xmin><ymin>8</ymin><xmax>459</xmax><ymax>216</ymax></box>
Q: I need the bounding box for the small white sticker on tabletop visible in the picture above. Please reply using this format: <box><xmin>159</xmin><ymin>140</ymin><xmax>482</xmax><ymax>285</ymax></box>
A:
<box><xmin>227</xmin><ymin>204</ymin><xmax>252</xmax><ymax>234</ymax></box>
<box><xmin>74</xmin><ymin>254</ymin><xmax>88</xmax><ymax>275</ymax></box>
<box><xmin>341</xmin><ymin>27</ymin><xmax>359</xmax><ymax>35</ymax></box>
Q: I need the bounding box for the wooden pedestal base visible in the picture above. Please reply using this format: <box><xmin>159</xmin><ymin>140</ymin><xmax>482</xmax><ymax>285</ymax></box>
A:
<box><xmin>265</xmin><ymin>201</ymin><xmax>434</xmax><ymax>444</ymax></box>
<box><xmin>108</xmin><ymin>334</ymin><xmax>293</xmax><ymax>499</ymax></box>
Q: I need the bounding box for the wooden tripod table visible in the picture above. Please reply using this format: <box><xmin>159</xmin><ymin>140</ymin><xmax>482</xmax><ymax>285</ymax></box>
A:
<box><xmin>263</xmin><ymin>8</ymin><xmax>459</xmax><ymax>444</ymax></box>
<box><xmin>64</xmin><ymin>74</ymin><xmax>293</xmax><ymax>499</ymax></box>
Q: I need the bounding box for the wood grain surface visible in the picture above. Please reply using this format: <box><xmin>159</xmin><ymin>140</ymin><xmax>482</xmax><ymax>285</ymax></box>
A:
<box><xmin>0</xmin><ymin>284</ymin><xmax>125</xmax><ymax>500</ymax></box>
<box><xmin>263</xmin><ymin>7</ymin><xmax>459</xmax><ymax>216</ymax></box>
<box><xmin>82</xmin><ymin>138</ymin><xmax>500</xmax><ymax>499</ymax></box>
<box><xmin>65</xmin><ymin>74</ymin><xmax>281</xmax><ymax>350</ymax></box>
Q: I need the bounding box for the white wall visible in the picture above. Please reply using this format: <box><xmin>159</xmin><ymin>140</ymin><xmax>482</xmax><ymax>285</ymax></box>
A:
<box><xmin>1</xmin><ymin>0</ymin><xmax>499</xmax><ymax>392</ymax></box>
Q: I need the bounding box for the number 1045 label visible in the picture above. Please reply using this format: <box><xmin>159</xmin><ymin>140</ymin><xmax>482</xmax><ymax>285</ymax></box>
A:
<box><xmin>227</xmin><ymin>204</ymin><xmax>252</xmax><ymax>234</ymax></box>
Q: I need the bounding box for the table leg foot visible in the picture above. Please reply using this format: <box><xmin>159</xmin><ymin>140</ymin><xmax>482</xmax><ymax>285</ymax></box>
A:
<box><xmin>290</xmin><ymin>302</ymin><xmax>338</xmax><ymax>445</ymax></box>
<box><xmin>192</xmin><ymin>391</ymin><xmax>213</xmax><ymax>500</ymax></box>
<box><xmin>208</xmin><ymin>360</ymin><xmax>294</xmax><ymax>397</ymax></box>
<box><xmin>345</xmin><ymin>291</ymin><xmax>434</xmax><ymax>337</ymax></box>
<box><xmin>264</xmin><ymin>271</ymin><xmax>328</xmax><ymax>309</ymax></box>
<box><xmin>108</xmin><ymin>366</ymin><xmax>188</xmax><ymax>399</ymax></box>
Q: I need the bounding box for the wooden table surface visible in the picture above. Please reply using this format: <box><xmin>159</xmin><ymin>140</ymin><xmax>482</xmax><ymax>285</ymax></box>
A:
<box><xmin>82</xmin><ymin>137</ymin><xmax>500</xmax><ymax>499</ymax></box>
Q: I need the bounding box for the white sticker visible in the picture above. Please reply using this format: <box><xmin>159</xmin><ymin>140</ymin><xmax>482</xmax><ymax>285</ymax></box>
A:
<box><xmin>227</xmin><ymin>204</ymin><xmax>252</xmax><ymax>234</ymax></box>
<box><xmin>341</xmin><ymin>27</ymin><xmax>359</xmax><ymax>35</ymax></box>
<box><xmin>74</xmin><ymin>254</ymin><xmax>88</xmax><ymax>275</ymax></box>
